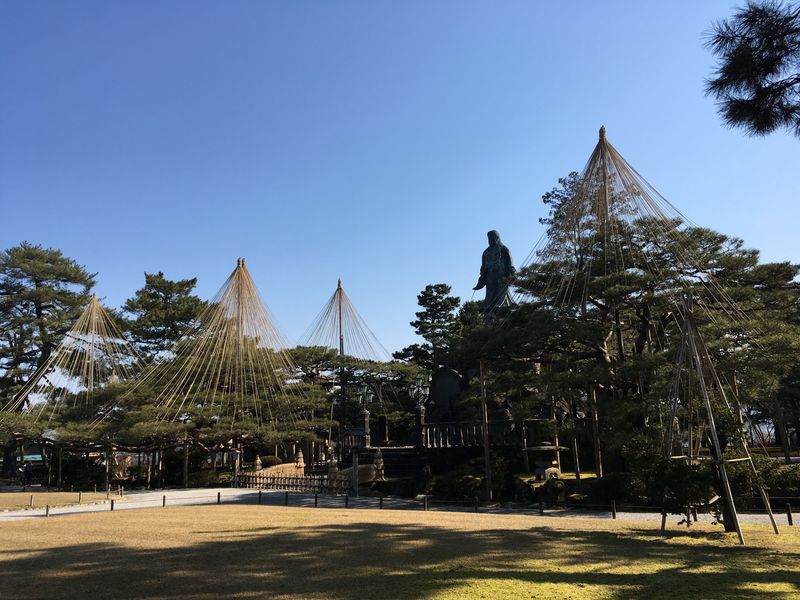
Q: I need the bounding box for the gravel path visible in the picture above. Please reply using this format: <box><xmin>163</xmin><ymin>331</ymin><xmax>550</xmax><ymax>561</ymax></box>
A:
<box><xmin>0</xmin><ymin>487</ymin><xmax>791</xmax><ymax>528</ymax></box>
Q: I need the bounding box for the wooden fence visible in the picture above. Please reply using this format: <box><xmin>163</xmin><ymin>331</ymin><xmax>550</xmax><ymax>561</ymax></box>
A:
<box><xmin>421</xmin><ymin>419</ymin><xmax>553</xmax><ymax>449</ymax></box>
<box><xmin>234</xmin><ymin>473</ymin><xmax>352</xmax><ymax>495</ymax></box>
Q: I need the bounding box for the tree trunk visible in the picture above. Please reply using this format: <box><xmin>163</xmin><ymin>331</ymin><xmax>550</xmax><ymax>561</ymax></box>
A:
<box><xmin>104</xmin><ymin>447</ymin><xmax>111</xmax><ymax>491</ymax></box>
<box><xmin>158</xmin><ymin>447</ymin><xmax>164</xmax><ymax>488</ymax></box>
<box><xmin>589</xmin><ymin>383</ymin><xmax>603</xmax><ymax>479</ymax></box>
<box><xmin>776</xmin><ymin>413</ymin><xmax>792</xmax><ymax>465</ymax></box>
<box><xmin>183</xmin><ymin>437</ymin><xmax>189</xmax><ymax>489</ymax></box>
<box><xmin>613</xmin><ymin>304</ymin><xmax>625</xmax><ymax>361</ymax></box>
<box><xmin>708</xmin><ymin>443</ymin><xmax>737</xmax><ymax>533</ymax></box>
<box><xmin>2</xmin><ymin>439</ymin><xmax>18</xmax><ymax>478</ymax></box>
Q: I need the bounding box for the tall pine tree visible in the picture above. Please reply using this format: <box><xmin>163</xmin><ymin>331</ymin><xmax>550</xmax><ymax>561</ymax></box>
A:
<box><xmin>0</xmin><ymin>242</ymin><xmax>94</xmax><ymax>475</ymax></box>
<box><xmin>394</xmin><ymin>284</ymin><xmax>460</xmax><ymax>370</ymax></box>
<box><xmin>122</xmin><ymin>272</ymin><xmax>205</xmax><ymax>361</ymax></box>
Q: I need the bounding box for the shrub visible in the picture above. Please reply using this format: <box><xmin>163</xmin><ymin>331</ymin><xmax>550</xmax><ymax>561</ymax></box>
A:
<box><xmin>540</xmin><ymin>477</ymin><xmax>566</xmax><ymax>503</ymax></box>
<box><xmin>188</xmin><ymin>469</ymin><xmax>234</xmax><ymax>488</ymax></box>
<box><xmin>188</xmin><ymin>470</ymin><xmax>219</xmax><ymax>488</ymax></box>
<box><xmin>590</xmin><ymin>472</ymin><xmax>648</xmax><ymax>505</ymax></box>
<box><xmin>431</xmin><ymin>452</ymin><xmax>516</xmax><ymax>501</ymax></box>
<box><xmin>760</xmin><ymin>461</ymin><xmax>800</xmax><ymax>496</ymax></box>
<box><xmin>431</xmin><ymin>466</ymin><xmax>483</xmax><ymax>501</ymax></box>
<box><xmin>650</xmin><ymin>459</ymin><xmax>712</xmax><ymax>516</ymax></box>
<box><xmin>621</xmin><ymin>435</ymin><xmax>661</xmax><ymax>478</ymax></box>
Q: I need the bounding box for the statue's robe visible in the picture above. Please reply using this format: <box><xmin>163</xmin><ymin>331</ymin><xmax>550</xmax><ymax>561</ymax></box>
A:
<box><xmin>476</xmin><ymin>242</ymin><xmax>516</xmax><ymax>310</ymax></box>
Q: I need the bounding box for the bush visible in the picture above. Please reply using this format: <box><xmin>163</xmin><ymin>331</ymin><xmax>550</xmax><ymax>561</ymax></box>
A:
<box><xmin>590</xmin><ymin>472</ymin><xmax>647</xmax><ymax>505</ymax></box>
<box><xmin>721</xmin><ymin>456</ymin><xmax>800</xmax><ymax>507</ymax></box>
<box><xmin>621</xmin><ymin>435</ymin><xmax>661</xmax><ymax>478</ymax></box>
<box><xmin>431</xmin><ymin>464</ymin><xmax>483</xmax><ymax>501</ymax></box>
<box><xmin>188</xmin><ymin>470</ymin><xmax>218</xmax><ymax>488</ymax></box>
<box><xmin>540</xmin><ymin>477</ymin><xmax>566</xmax><ymax>503</ymax></box>
<box><xmin>187</xmin><ymin>469</ymin><xmax>234</xmax><ymax>488</ymax></box>
<box><xmin>761</xmin><ymin>461</ymin><xmax>800</xmax><ymax>496</ymax></box>
<box><xmin>431</xmin><ymin>452</ymin><xmax>516</xmax><ymax>502</ymax></box>
<box><xmin>650</xmin><ymin>459</ymin><xmax>712</xmax><ymax>516</ymax></box>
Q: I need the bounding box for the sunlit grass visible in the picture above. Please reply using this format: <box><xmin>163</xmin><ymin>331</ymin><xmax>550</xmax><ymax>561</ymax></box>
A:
<box><xmin>1</xmin><ymin>505</ymin><xmax>798</xmax><ymax>599</ymax></box>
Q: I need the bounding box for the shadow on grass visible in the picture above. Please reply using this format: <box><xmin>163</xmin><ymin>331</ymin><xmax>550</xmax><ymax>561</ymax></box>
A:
<box><xmin>1</xmin><ymin>518</ymin><xmax>798</xmax><ymax>599</ymax></box>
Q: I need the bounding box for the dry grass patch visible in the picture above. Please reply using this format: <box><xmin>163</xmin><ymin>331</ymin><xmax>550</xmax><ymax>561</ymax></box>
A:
<box><xmin>0</xmin><ymin>491</ymin><xmax>110</xmax><ymax>511</ymax></box>
<box><xmin>0</xmin><ymin>505</ymin><xmax>798</xmax><ymax>599</ymax></box>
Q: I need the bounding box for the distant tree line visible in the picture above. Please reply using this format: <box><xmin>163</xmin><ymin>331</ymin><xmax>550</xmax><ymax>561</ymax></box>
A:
<box><xmin>0</xmin><ymin>243</ymin><xmax>422</xmax><ymax>483</ymax></box>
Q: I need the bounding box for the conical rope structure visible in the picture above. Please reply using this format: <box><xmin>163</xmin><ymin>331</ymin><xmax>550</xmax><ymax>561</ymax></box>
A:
<box><xmin>300</xmin><ymin>279</ymin><xmax>391</xmax><ymax>362</ymax></box>
<box><xmin>130</xmin><ymin>258</ymin><xmax>308</xmax><ymax>429</ymax></box>
<box><xmin>512</xmin><ymin>126</ymin><xmax>753</xmax><ymax>331</ymax></box>
<box><xmin>662</xmin><ymin>293</ymin><xmax>779</xmax><ymax>544</ymax></box>
<box><xmin>0</xmin><ymin>293</ymin><xmax>141</xmax><ymax>423</ymax></box>
<box><xmin>504</xmin><ymin>127</ymin><xmax>780</xmax><ymax>543</ymax></box>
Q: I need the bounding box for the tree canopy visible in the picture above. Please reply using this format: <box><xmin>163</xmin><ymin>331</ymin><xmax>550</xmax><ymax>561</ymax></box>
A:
<box><xmin>122</xmin><ymin>272</ymin><xmax>205</xmax><ymax>361</ymax></box>
<box><xmin>0</xmin><ymin>242</ymin><xmax>95</xmax><ymax>402</ymax></box>
<box><xmin>706</xmin><ymin>1</ymin><xmax>800</xmax><ymax>137</ymax></box>
<box><xmin>393</xmin><ymin>283</ymin><xmax>461</xmax><ymax>370</ymax></box>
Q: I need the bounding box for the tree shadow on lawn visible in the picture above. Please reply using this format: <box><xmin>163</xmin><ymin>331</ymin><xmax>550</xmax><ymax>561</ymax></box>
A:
<box><xmin>1</xmin><ymin>521</ymin><xmax>798</xmax><ymax>599</ymax></box>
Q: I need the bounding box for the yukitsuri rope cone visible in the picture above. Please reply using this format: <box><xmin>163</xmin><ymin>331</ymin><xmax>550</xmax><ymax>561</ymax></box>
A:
<box><xmin>506</xmin><ymin>127</ymin><xmax>780</xmax><ymax>544</ymax></box>
<box><xmin>513</xmin><ymin>126</ymin><xmax>751</xmax><ymax>327</ymax></box>
<box><xmin>0</xmin><ymin>293</ymin><xmax>141</xmax><ymax>423</ymax></box>
<box><xmin>131</xmin><ymin>258</ymin><xmax>307</xmax><ymax>429</ymax></box>
<box><xmin>300</xmin><ymin>279</ymin><xmax>390</xmax><ymax>362</ymax></box>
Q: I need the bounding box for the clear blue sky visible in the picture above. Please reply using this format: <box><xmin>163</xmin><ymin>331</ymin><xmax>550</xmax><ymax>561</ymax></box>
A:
<box><xmin>1</xmin><ymin>2</ymin><xmax>798</xmax><ymax>353</ymax></box>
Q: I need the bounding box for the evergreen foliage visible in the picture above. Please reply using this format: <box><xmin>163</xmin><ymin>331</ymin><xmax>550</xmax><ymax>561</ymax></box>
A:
<box><xmin>393</xmin><ymin>283</ymin><xmax>461</xmax><ymax>369</ymax></box>
<box><xmin>0</xmin><ymin>243</ymin><xmax>95</xmax><ymax>476</ymax></box>
<box><xmin>122</xmin><ymin>272</ymin><xmax>205</xmax><ymax>361</ymax></box>
<box><xmin>0</xmin><ymin>242</ymin><xmax>95</xmax><ymax>399</ymax></box>
<box><xmin>706</xmin><ymin>1</ymin><xmax>800</xmax><ymax>137</ymax></box>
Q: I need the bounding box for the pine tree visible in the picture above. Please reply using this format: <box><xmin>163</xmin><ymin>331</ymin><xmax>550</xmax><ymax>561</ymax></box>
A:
<box><xmin>0</xmin><ymin>242</ymin><xmax>94</xmax><ymax>475</ymax></box>
<box><xmin>706</xmin><ymin>1</ymin><xmax>800</xmax><ymax>137</ymax></box>
<box><xmin>122</xmin><ymin>272</ymin><xmax>205</xmax><ymax>361</ymax></box>
<box><xmin>0</xmin><ymin>242</ymin><xmax>95</xmax><ymax>398</ymax></box>
<box><xmin>393</xmin><ymin>284</ymin><xmax>460</xmax><ymax>369</ymax></box>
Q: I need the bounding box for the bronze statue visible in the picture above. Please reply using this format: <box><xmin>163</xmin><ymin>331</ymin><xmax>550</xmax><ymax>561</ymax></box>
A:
<box><xmin>473</xmin><ymin>230</ymin><xmax>516</xmax><ymax>310</ymax></box>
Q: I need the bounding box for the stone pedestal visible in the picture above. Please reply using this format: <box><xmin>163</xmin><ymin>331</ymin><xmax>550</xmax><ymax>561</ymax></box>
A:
<box><xmin>362</xmin><ymin>409</ymin><xmax>371</xmax><ymax>447</ymax></box>
<box><xmin>415</xmin><ymin>406</ymin><xmax>426</xmax><ymax>449</ymax></box>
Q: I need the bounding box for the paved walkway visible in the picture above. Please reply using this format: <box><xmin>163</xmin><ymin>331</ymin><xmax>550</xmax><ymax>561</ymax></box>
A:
<box><xmin>0</xmin><ymin>488</ymin><xmax>791</xmax><ymax>528</ymax></box>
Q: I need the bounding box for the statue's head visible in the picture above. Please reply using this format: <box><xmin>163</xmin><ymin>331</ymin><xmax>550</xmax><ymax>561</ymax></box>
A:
<box><xmin>487</xmin><ymin>230</ymin><xmax>500</xmax><ymax>246</ymax></box>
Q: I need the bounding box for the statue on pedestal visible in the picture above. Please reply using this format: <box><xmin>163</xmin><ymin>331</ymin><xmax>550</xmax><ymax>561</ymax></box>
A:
<box><xmin>473</xmin><ymin>230</ymin><xmax>516</xmax><ymax>310</ymax></box>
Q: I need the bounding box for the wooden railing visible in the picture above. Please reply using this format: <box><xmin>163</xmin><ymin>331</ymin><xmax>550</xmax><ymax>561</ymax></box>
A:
<box><xmin>421</xmin><ymin>420</ymin><xmax>514</xmax><ymax>448</ymax></box>
<box><xmin>421</xmin><ymin>419</ymin><xmax>555</xmax><ymax>449</ymax></box>
<box><xmin>343</xmin><ymin>432</ymin><xmax>368</xmax><ymax>450</ymax></box>
<box><xmin>234</xmin><ymin>473</ymin><xmax>352</xmax><ymax>494</ymax></box>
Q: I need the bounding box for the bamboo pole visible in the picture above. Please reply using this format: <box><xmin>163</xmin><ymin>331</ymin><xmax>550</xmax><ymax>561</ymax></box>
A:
<box><xmin>686</xmin><ymin>301</ymin><xmax>744</xmax><ymax>545</ymax></box>
<box><xmin>589</xmin><ymin>383</ymin><xmax>603</xmax><ymax>479</ymax></box>
<box><xmin>479</xmin><ymin>360</ymin><xmax>492</xmax><ymax>501</ymax></box>
<box><xmin>183</xmin><ymin>434</ymin><xmax>189</xmax><ymax>489</ymax></box>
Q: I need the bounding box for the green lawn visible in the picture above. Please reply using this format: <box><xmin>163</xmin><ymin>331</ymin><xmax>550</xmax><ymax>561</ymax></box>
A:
<box><xmin>1</xmin><ymin>505</ymin><xmax>798</xmax><ymax>599</ymax></box>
